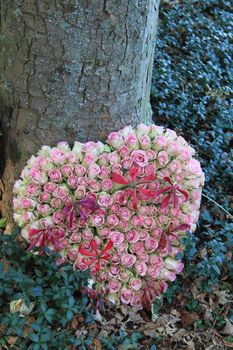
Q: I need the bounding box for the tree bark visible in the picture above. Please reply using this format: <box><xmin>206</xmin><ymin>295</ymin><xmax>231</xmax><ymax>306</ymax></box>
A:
<box><xmin>0</xmin><ymin>0</ymin><xmax>159</xmax><ymax>220</ymax></box>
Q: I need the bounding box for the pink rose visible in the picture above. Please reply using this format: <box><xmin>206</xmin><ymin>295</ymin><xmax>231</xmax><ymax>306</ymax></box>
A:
<box><xmin>61</xmin><ymin>165</ymin><xmax>73</xmax><ymax>177</ymax></box>
<box><xmin>135</xmin><ymin>261</ymin><xmax>147</xmax><ymax>276</ymax></box>
<box><xmin>139</xmin><ymin>135</ymin><xmax>151</xmax><ymax>150</ymax></box>
<box><xmin>109</xmin><ymin>265</ymin><xmax>120</xmax><ymax>275</ymax></box>
<box><xmin>83</xmin><ymin>153</ymin><xmax>95</xmax><ymax>166</ymax></box>
<box><xmin>122</xmin><ymin>158</ymin><xmax>133</xmax><ymax>169</ymax></box>
<box><xmin>110</xmin><ymin>204</ymin><xmax>121</xmax><ymax>214</ymax></box>
<box><xmin>90</xmin><ymin>213</ymin><xmax>105</xmax><ymax>227</ymax></box>
<box><xmin>145</xmin><ymin>163</ymin><xmax>156</xmax><ymax>177</ymax></box>
<box><xmin>75</xmin><ymin>258</ymin><xmax>89</xmax><ymax>271</ymax></box>
<box><xmin>101</xmin><ymin>179</ymin><xmax>113</xmax><ymax>191</ymax></box>
<box><xmin>26</xmin><ymin>183</ymin><xmax>39</xmax><ymax>196</ymax></box>
<box><xmin>99</xmin><ymin>166</ymin><xmax>110</xmax><ymax>179</ymax></box>
<box><xmin>107</xmin><ymin>214</ymin><xmax>119</xmax><ymax>227</ymax></box>
<box><xmin>98</xmin><ymin>228</ymin><xmax>110</xmax><ymax>238</ymax></box>
<box><xmin>186</xmin><ymin>159</ymin><xmax>202</xmax><ymax>174</ymax></box>
<box><xmin>131</xmin><ymin>150</ymin><xmax>148</xmax><ymax>167</ymax></box>
<box><xmin>20</xmin><ymin>198</ymin><xmax>35</xmax><ymax>209</ymax></box>
<box><xmin>37</xmin><ymin>204</ymin><xmax>51</xmax><ymax>216</ymax></box>
<box><xmin>35</xmin><ymin>156</ymin><xmax>47</xmax><ymax>168</ymax></box>
<box><xmin>74</xmin><ymin>165</ymin><xmax>86</xmax><ymax>177</ymax></box>
<box><xmin>139</xmin><ymin>230</ymin><xmax>149</xmax><ymax>241</ymax></box>
<box><xmin>146</xmin><ymin>150</ymin><xmax>156</xmax><ymax>161</ymax></box>
<box><xmin>130</xmin><ymin>241</ymin><xmax>144</xmax><ymax>255</ymax></box>
<box><xmin>75</xmin><ymin>186</ymin><xmax>86</xmax><ymax>199</ymax></box>
<box><xmin>108</xmin><ymin>152</ymin><xmax>120</xmax><ymax>165</ymax></box>
<box><xmin>145</xmin><ymin>238</ymin><xmax>158</xmax><ymax>252</ymax></box>
<box><xmin>140</xmin><ymin>252</ymin><xmax>149</xmax><ymax>262</ymax></box>
<box><xmin>66</xmin><ymin>151</ymin><xmax>78</xmax><ymax>163</ymax></box>
<box><xmin>126</xmin><ymin>134</ymin><xmax>139</xmax><ymax>149</ymax></box>
<box><xmin>111</xmin><ymin>254</ymin><xmax>120</xmax><ymax>264</ymax></box>
<box><xmin>48</xmin><ymin>169</ymin><xmax>62</xmax><ymax>183</ymax></box>
<box><xmin>120</xmin><ymin>207</ymin><xmax>131</xmax><ymax>221</ymax></box>
<box><xmin>120</xmin><ymin>288</ymin><xmax>133</xmax><ymax>304</ymax></box>
<box><xmin>143</xmin><ymin>217</ymin><xmax>155</xmax><ymax>229</ymax></box>
<box><xmin>107</xmin><ymin>131</ymin><xmax>124</xmax><ymax>148</ymax></box>
<box><xmin>38</xmin><ymin>192</ymin><xmax>50</xmax><ymax>203</ymax></box>
<box><xmin>126</xmin><ymin>230</ymin><xmax>140</xmax><ymax>243</ymax></box>
<box><xmin>130</xmin><ymin>278</ymin><xmax>142</xmax><ymax>291</ymax></box>
<box><xmin>169</xmin><ymin>160</ymin><xmax>182</xmax><ymax>174</ymax></box>
<box><xmin>132</xmin><ymin>215</ymin><xmax>143</xmax><ymax>227</ymax></box>
<box><xmin>118</xmin><ymin>220</ymin><xmax>129</xmax><ymax>231</ymax></box>
<box><xmin>97</xmin><ymin>273</ymin><xmax>107</xmax><ymax>282</ymax></box>
<box><xmin>155</xmin><ymin>135</ymin><xmax>167</xmax><ymax>148</ymax></box>
<box><xmin>164</xmin><ymin>258</ymin><xmax>184</xmax><ymax>273</ymax></box>
<box><xmin>113</xmin><ymin>191</ymin><xmax>127</xmax><ymax>205</ymax></box>
<box><xmin>89</xmin><ymin>179</ymin><xmax>100</xmax><ymax>192</ymax></box>
<box><xmin>50</xmin><ymin>148</ymin><xmax>66</xmax><ymax>165</ymax></box>
<box><xmin>57</xmin><ymin>141</ymin><xmax>70</xmax><ymax>151</ymax></box>
<box><xmin>151</xmin><ymin>228</ymin><xmax>163</xmax><ymax>238</ymax></box>
<box><xmin>52</xmin><ymin>210</ymin><xmax>65</xmax><ymax>224</ymax></box>
<box><xmin>164</xmin><ymin>128</ymin><xmax>177</xmax><ymax>141</ymax></box>
<box><xmin>159</xmin><ymin>270</ymin><xmax>177</xmax><ymax>282</ymax></box>
<box><xmin>54</xmin><ymin>185</ymin><xmax>69</xmax><ymax>198</ymax></box>
<box><xmin>78</xmin><ymin>177</ymin><xmax>88</xmax><ymax>186</ymax></box>
<box><xmin>97</xmin><ymin>194</ymin><xmax>113</xmax><ymax>208</ymax></box>
<box><xmin>44</xmin><ymin>182</ymin><xmax>56</xmax><ymax>193</ymax></box>
<box><xmin>148</xmin><ymin>266</ymin><xmax>160</xmax><ymax>278</ymax></box>
<box><xmin>68</xmin><ymin>176</ymin><xmax>79</xmax><ymax>189</ymax></box>
<box><xmin>137</xmin><ymin>124</ymin><xmax>151</xmax><ymax>135</ymax></box>
<box><xmin>82</xmin><ymin>230</ymin><xmax>93</xmax><ymax>241</ymax></box>
<box><xmin>30</xmin><ymin>167</ymin><xmax>47</xmax><ymax>184</ymax></box>
<box><xmin>177</xmin><ymin>148</ymin><xmax>192</xmax><ymax>161</ymax></box>
<box><xmin>50</xmin><ymin>197</ymin><xmax>63</xmax><ymax>208</ymax></box>
<box><xmin>70</xmin><ymin>232</ymin><xmax>81</xmax><ymax>242</ymax></box>
<box><xmin>68</xmin><ymin>249</ymin><xmax>78</xmax><ymax>261</ymax></box>
<box><xmin>119</xmin><ymin>271</ymin><xmax>130</xmax><ymax>282</ymax></box>
<box><xmin>110</xmin><ymin>231</ymin><xmax>124</xmax><ymax>245</ymax></box>
<box><xmin>150</xmin><ymin>255</ymin><xmax>164</xmax><ymax>268</ymax></box>
<box><xmin>119</xmin><ymin>145</ymin><xmax>130</xmax><ymax>158</ymax></box>
<box><xmin>98</xmin><ymin>153</ymin><xmax>109</xmax><ymax>166</ymax></box>
<box><xmin>138</xmin><ymin>206</ymin><xmax>149</xmax><ymax>215</ymax></box>
<box><xmin>121</xmin><ymin>253</ymin><xmax>136</xmax><ymax>267</ymax></box>
<box><xmin>89</xmin><ymin>164</ymin><xmax>101</xmax><ymax>178</ymax></box>
<box><xmin>108</xmin><ymin>280</ymin><xmax>121</xmax><ymax>293</ymax></box>
<box><xmin>158</xmin><ymin>151</ymin><xmax>169</xmax><ymax>166</ymax></box>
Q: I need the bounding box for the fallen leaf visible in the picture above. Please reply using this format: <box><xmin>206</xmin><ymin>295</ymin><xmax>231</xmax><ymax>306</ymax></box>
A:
<box><xmin>93</xmin><ymin>338</ymin><xmax>102</xmax><ymax>350</ymax></box>
<box><xmin>180</xmin><ymin>311</ymin><xmax>199</xmax><ymax>327</ymax></box>
<box><xmin>7</xmin><ymin>336</ymin><xmax>18</xmax><ymax>345</ymax></box>
<box><xmin>222</xmin><ymin>317</ymin><xmax>233</xmax><ymax>336</ymax></box>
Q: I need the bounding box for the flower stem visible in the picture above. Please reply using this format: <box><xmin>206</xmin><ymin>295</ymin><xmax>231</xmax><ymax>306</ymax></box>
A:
<box><xmin>202</xmin><ymin>191</ymin><xmax>233</xmax><ymax>220</ymax></box>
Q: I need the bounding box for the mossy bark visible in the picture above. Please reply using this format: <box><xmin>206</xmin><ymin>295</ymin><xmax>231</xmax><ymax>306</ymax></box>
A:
<box><xmin>0</xmin><ymin>0</ymin><xmax>159</xmax><ymax>222</ymax></box>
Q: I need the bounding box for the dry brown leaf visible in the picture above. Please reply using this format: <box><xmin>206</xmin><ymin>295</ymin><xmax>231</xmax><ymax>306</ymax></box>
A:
<box><xmin>222</xmin><ymin>317</ymin><xmax>233</xmax><ymax>336</ymax></box>
<box><xmin>223</xmin><ymin>341</ymin><xmax>233</xmax><ymax>348</ymax></box>
<box><xmin>214</xmin><ymin>290</ymin><xmax>233</xmax><ymax>305</ymax></box>
<box><xmin>7</xmin><ymin>336</ymin><xmax>18</xmax><ymax>345</ymax></box>
<box><xmin>93</xmin><ymin>338</ymin><xmax>102</xmax><ymax>350</ymax></box>
<box><xmin>180</xmin><ymin>311</ymin><xmax>199</xmax><ymax>327</ymax></box>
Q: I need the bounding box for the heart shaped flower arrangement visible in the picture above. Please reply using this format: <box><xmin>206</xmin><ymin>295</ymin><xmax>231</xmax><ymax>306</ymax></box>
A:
<box><xmin>13</xmin><ymin>124</ymin><xmax>204</xmax><ymax>308</ymax></box>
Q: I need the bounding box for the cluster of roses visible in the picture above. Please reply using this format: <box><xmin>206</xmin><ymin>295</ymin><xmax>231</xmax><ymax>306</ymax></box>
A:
<box><xmin>13</xmin><ymin>124</ymin><xmax>204</xmax><ymax>308</ymax></box>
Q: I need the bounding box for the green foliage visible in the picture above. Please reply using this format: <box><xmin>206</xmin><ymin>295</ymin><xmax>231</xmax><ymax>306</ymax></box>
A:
<box><xmin>0</xmin><ymin>229</ymin><xmax>92</xmax><ymax>349</ymax></box>
<box><xmin>152</xmin><ymin>0</ymin><xmax>233</xmax><ymax>322</ymax></box>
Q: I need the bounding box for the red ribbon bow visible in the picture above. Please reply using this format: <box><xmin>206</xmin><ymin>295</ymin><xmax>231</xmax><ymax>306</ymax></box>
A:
<box><xmin>153</xmin><ymin>177</ymin><xmax>189</xmax><ymax>209</ymax></box>
<box><xmin>28</xmin><ymin>227</ymin><xmax>62</xmax><ymax>253</ymax></box>
<box><xmin>79</xmin><ymin>239</ymin><xmax>113</xmax><ymax>272</ymax></box>
<box><xmin>158</xmin><ymin>224</ymin><xmax>190</xmax><ymax>253</ymax></box>
<box><xmin>112</xmin><ymin>164</ymin><xmax>156</xmax><ymax>210</ymax></box>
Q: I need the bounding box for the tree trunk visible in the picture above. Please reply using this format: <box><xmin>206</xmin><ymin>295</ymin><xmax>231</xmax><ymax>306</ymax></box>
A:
<box><xmin>0</xmin><ymin>0</ymin><xmax>159</xmax><ymax>220</ymax></box>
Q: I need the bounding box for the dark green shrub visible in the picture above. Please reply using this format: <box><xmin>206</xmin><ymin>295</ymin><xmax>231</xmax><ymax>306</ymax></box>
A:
<box><xmin>0</xmin><ymin>229</ymin><xmax>92</xmax><ymax>349</ymax></box>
